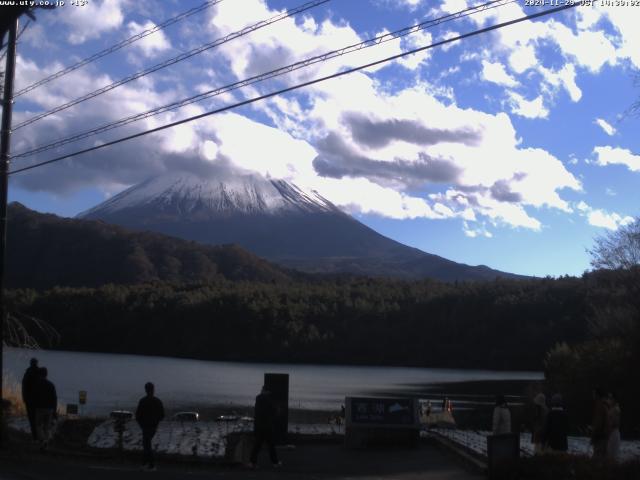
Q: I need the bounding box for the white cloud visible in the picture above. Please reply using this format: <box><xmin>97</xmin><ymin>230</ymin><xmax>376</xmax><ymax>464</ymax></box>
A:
<box><xmin>208</xmin><ymin>1</ymin><xmax>398</xmax><ymax>84</ymax></box>
<box><xmin>481</xmin><ymin>60</ymin><xmax>519</xmax><ymax>87</ymax></box>
<box><xmin>587</xmin><ymin>209</ymin><xmax>634</xmax><ymax>231</ymax></box>
<box><xmin>463</xmin><ymin>221</ymin><xmax>493</xmax><ymax>238</ymax></box>
<box><xmin>440</xmin><ymin>30</ymin><xmax>462</xmax><ymax>52</ymax></box>
<box><xmin>593</xmin><ymin>146</ymin><xmax>640</xmax><ymax>172</ymax></box>
<box><xmin>508</xmin><ymin>92</ymin><xmax>548</xmax><ymax>119</ymax></box>
<box><xmin>508</xmin><ymin>44</ymin><xmax>537</xmax><ymax>74</ymax></box>
<box><xmin>549</xmin><ymin>23</ymin><xmax>618</xmax><ymax>74</ymax></box>
<box><xmin>594</xmin><ymin>118</ymin><xmax>616</xmax><ymax>136</ymax></box>
<box><xmin>440</xmin><ymin>2</ymin><xmax>625</xmax><ymax>116</ymax></box>
<box><xmin>397</xmin><ymin>29</ymin><xmax>433</xmax><ymax>70</ymax></box>
<box><xmin>398</xmin><ymin>0</ymin><xmax>423</xmax><ymax>9</ymax></box>
<box><xmin>574</xmin><ymin>7</ymin><xmax>640</xmax><ymax>69</ymax></box>
<box><xmin>574</xmin><ymin>201</ymin><xmax>633</xmax><ymax>231</ymax></box>
<box><xmin>300</xmin><ymin>75</ymin><xmax>580</xmax><ymax>228</ymax></box>
<box><xmin>55</xmin><ymin>0</ymin><xmax>125</xmax><ymax>44</ymax></box>
<box><xmin>11</xmin><ymin>0</ymin><xmax>584</xmax><ymax>235</ymax></box>
<box><xmin>127</xmin><ymin>21</ymin><xmax>171</xmax><ymax>57</ymax></box>
<box><xmin>539</xmin><ymin>64</ymin><xmax>582</xmax><ymax>102</ymax></box>
<box><xmin>576</xmin><ymin>201</ymin><xmax>590</xmax><ymax>213</ymax></box>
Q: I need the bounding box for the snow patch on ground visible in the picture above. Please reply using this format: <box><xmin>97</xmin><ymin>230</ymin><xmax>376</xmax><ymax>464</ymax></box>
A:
<box><xmin>84</xmin><ymin>419</ymin><xmax>344</xmax><ymax>458</ymax></box>
<box><xmin>429</xmin><ymin>427</ymin><xmax>640</xmax><ymax>462</ymax></box>
<box><xmin>11</xmin><ymin>415</ymin><xmax>637</xmax><ymax>463</ymax></box>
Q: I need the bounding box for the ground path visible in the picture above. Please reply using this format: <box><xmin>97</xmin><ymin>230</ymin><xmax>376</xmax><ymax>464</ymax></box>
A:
<box><xmin>0</xmin><ymin>442</ymin><xmax>481</xmax><ymax>480</ymax></box>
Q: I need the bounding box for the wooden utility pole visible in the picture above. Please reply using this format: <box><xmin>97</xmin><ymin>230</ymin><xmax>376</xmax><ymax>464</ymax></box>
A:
<box><xmin>0</xmin><ymin>17</ymin><xmax>19</xmax><ymax>448</ymax></box>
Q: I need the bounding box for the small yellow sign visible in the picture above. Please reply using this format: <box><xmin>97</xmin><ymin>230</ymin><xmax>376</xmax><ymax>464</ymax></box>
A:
<box><xmin>79</xmin><ymin>390</ymin><xmax>87</xmax><ymax>405</ymax></box>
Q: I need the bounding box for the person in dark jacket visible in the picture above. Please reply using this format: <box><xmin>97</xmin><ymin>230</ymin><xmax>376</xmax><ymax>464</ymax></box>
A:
<box><xmin>135</xmin><ymin>382</ymin><xmax>165</xmax><ymax>471</ymax></box>
<box><xmin>21</xmin><ymin>358</ymin><xmax>40</xmax><ymax>440</ymax></box>
<box><xmin>545</xmin><ymin>394</ymin><xmax>568</xmax><ymax>453</ymax></box>
<box><xmin>591</xmin><ymin>387</ymin><xmax>608</xmax><ymax>458</ymax></box>
<box><xmin>32</xmin><ymin>367</ymin><xmax>57</xmax><ymax>450</ymax></box>
<box><xmin>492</xmin><ymin>395</ymin><xmax>511</xmax><ymax>435</ymax></box>
<box><xmin>532</xmin><ymin>393</ymin><xmax>548</xmax><ymax>455</ymax></box>
<box><xmin>249</xmin><ymin>386</ymin><xmax>281</xmax><ymax>468</ymax></box>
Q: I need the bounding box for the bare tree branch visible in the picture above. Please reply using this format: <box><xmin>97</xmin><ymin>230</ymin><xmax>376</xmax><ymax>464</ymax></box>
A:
<box><xmin>588</xmin><ymin>217</ymin><xmax>640</xmax><ymax>270</ymax></box>
<box><xmin>3</xmin><ymin>310</ymin><xmax>59</xmax><ymax>349</ymax></box>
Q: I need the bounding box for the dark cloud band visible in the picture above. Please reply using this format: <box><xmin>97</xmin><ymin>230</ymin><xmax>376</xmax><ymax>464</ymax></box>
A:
<box><xmin>343</xmin><ymin>112</ymin><xmax>482</xmax><ymax>149</ymax></box>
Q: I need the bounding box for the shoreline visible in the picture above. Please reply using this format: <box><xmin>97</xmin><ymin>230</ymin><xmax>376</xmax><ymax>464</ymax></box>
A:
<box><xmin>4</xmin><ymin>346</ymin><xmax>544</xmax><ymax>374</ymax></box>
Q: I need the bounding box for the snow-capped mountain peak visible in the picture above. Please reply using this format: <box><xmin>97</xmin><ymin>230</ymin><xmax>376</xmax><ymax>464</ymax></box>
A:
<box><xmin>80</xmin><ymin>172</ymin><xmax>339</xmax><ymax>218</ymax></box>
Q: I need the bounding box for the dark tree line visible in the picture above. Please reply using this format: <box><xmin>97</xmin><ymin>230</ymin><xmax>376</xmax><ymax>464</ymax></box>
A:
<box><xmin>545</xmin><ymin>267</ymin><xmax>640</xmax><ymax>434</ymax></box>
<box><xmin>545</xmin><ymin>219</ymin><xmax>640</xmax><ymax>433</ymax></box>
<box><xmin>7</xmin><ymin>275</ymin><xmax>591</xmax><ymax>370</ymax></box>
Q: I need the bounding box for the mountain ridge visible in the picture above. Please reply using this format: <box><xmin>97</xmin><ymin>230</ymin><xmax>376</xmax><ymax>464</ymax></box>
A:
<box><xmin>79</xmin><ymin>172</ymin><xmax>525</xmax><ymax>282</ymax></box>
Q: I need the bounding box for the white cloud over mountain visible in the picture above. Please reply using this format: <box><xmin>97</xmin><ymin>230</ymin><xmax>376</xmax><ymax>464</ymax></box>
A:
<box><xmin>11</xmin><ymin>0</ymin><xmax>634</xmax><ymax>241</ymax></box>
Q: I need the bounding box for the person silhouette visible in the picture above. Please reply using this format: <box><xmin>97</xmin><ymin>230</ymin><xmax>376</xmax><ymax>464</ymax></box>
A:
<box><xmin>32</xmin><ymin>367</ymin><xmax>57</xmax><ymax>451</ymax></box>
<box><xmin>492</xmin><ymin>395</ymin><xmax>511</xmax><ymax>435</ymax></box>
<box><xmin>21</xmin><ymin>358</ymin><xmax>40</xmax><ymax>440</ymax></box>
<box><xmin>249</xmin><ymin>386</ymin><xmax>281</xmax><ymax>469</ymax></box>
<box><xmin>135</xmin><ymin>382</ymin><xmax>165</xmax><ymax>471</ymax></box>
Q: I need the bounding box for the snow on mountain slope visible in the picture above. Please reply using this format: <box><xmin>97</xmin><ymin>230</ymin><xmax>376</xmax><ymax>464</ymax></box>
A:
<box><xmin>80</xmin><ymin>172</ymin><xmax>338</xmax><ymax>218</ymax></box>
<box><xmin>79</xmin><ymin>171</ymin><xmax>523</xmax><ymax>281</ymax></box>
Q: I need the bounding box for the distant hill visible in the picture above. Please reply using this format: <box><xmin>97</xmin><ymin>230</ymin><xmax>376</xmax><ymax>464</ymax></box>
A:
<box><xmin>79</xmin><ymin>172</ymin><xmax>524</xmax><ymax>282</ymax></box>
<box><xmin>6</xmin><ymin>202</ymin><xmax>293</xmax><ymax>289</ymax></box>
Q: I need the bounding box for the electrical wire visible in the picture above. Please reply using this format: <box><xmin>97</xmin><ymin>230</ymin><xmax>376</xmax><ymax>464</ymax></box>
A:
<box><xmin>13</xmin><ymin>0</ymin><xmax>224</xmax><ymax>98</ymax></box>
<box><xmin>12</xmin><ymin>0</ymin><xmax>514</xmax><ymax>159</ymax></box>
<box><xmin>9</xmin><ymin>3</ymin><xmax>579</xmax><ymax>176</ymax></box>
<box><xmin>13</xmin><ymin>0</ymin><xmax>330</xmax><ymax>131</ymax></box>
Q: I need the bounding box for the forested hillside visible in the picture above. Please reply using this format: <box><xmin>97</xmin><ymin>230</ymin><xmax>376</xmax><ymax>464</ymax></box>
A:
<box><xmin>7</xmin><ymin>202</ymin><xmax>294</xmax><ymax>287</ymax></box>
<box><xmin>8</xmin><ymin>275</ymin><xmax>590</xmax><ymax>370</ymax></box>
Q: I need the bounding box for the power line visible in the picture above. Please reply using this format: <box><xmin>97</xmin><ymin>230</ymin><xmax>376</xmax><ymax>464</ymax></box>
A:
<box><xmin>12</xmin><ymin>0</ymin><xmax>515</xmax><ymax>160</ymax></box>
<box><xmin>9</xmin><ymin>3</ymin><xmax>579</xmax><ymax>176</ymax></box>
<box><xmin>12</xmin><ymin>0</ymin><xmax>330</xmax><ymax>131</ymax></box>
<box><xmin>13</xmin><ymin>0</ymin><xmax>224</xmax><ymax>98</ymax></box>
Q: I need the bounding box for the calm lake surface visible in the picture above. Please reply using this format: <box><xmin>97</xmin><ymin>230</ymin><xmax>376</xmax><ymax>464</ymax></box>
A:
<box><xmin>4</xmin><ymin>348</ymin><xmax>542</xmax><ymax>414</ymax></box>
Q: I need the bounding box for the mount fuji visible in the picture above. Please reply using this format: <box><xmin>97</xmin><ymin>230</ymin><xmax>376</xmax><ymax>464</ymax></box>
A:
<box><xmin>79</xmin><ymin>172</ymin><xmax>520</xmax><ymax>281</ymax></box>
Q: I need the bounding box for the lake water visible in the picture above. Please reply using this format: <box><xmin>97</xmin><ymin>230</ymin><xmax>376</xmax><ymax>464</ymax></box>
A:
<box><xmin>3</xmin><ymin>348</ymin><xmax>542</xmax><ymax>414</ymax></box>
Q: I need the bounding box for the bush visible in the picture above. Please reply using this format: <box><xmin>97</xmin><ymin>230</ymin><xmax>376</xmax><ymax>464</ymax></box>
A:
<box><xmin>544</xmin><ymin>339</ymin><xmax>635</xmax><ymax>435</ymax></box>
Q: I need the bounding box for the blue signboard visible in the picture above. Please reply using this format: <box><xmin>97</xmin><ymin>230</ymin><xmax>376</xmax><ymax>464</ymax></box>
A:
<box><xmin>349</xmin><ymin>397</ymin><xmax>416</xmax><ymax>426</ymax></box>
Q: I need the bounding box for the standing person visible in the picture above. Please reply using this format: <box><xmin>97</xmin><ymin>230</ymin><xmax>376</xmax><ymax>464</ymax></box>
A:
<box><xmin>591</xmin><ymin>387</ymin><xmax>608</xmax><ymax>459</ymax></box>
<box><xmin>21</xmin><ymin>358</ymin><xmax>40</xmax><ymax>441</ymax></box>
<box><xmin>492</xmin><ymin>395</ymin><xmax>511</xmax><ymax>435</ymax></box>
<box><xmin>545</xmin><ymin>394</ymin><xmax>568</xmax><ymax>453</ymax></box>
<box><xmin>606</xmin><ymin>392</ymin><xmax>621</xmax><ymax>462</ymax></box>
<box><xmin>32</xmin><ymin>367</ymin><xmax>57</xmax><ymax>451</ymax></box>
<box><xmin>249</xmin><ymin>386</ymin><xmax>281</xmax><ymax>469</ymax></box>
<box><xmin>135</xmin><ymin>382</ymin><xmax>165</xmax><ymax>471</ymax></box>
<box><xmin>532</xmin><ymin>393</ymin><xmax>548</xmax><ymax>455</ymax></box>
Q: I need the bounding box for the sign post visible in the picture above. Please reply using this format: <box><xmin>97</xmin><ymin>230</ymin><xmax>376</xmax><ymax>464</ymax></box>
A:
<box><xmin>79</xmin><ymin>390</ymin><xmax>87</xmax><ymax>416</ymax></box>
<box><xmin>345</xmin><ymin>397</ymin><xmax>420</xmax><ymax>448</ymax></box>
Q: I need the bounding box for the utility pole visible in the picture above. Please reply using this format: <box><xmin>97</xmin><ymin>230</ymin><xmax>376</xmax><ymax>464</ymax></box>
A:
<box><xmin>0</xmin><ymin>17</ymin><xmax>19</xmax><ymax>448</ymax></box>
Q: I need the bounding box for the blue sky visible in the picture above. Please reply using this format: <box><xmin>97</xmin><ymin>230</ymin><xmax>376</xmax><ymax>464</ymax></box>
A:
<box><xmin>5</xmin><ymin>0</ymin><xmax>640</xmax><ymax>277</ymax></box>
